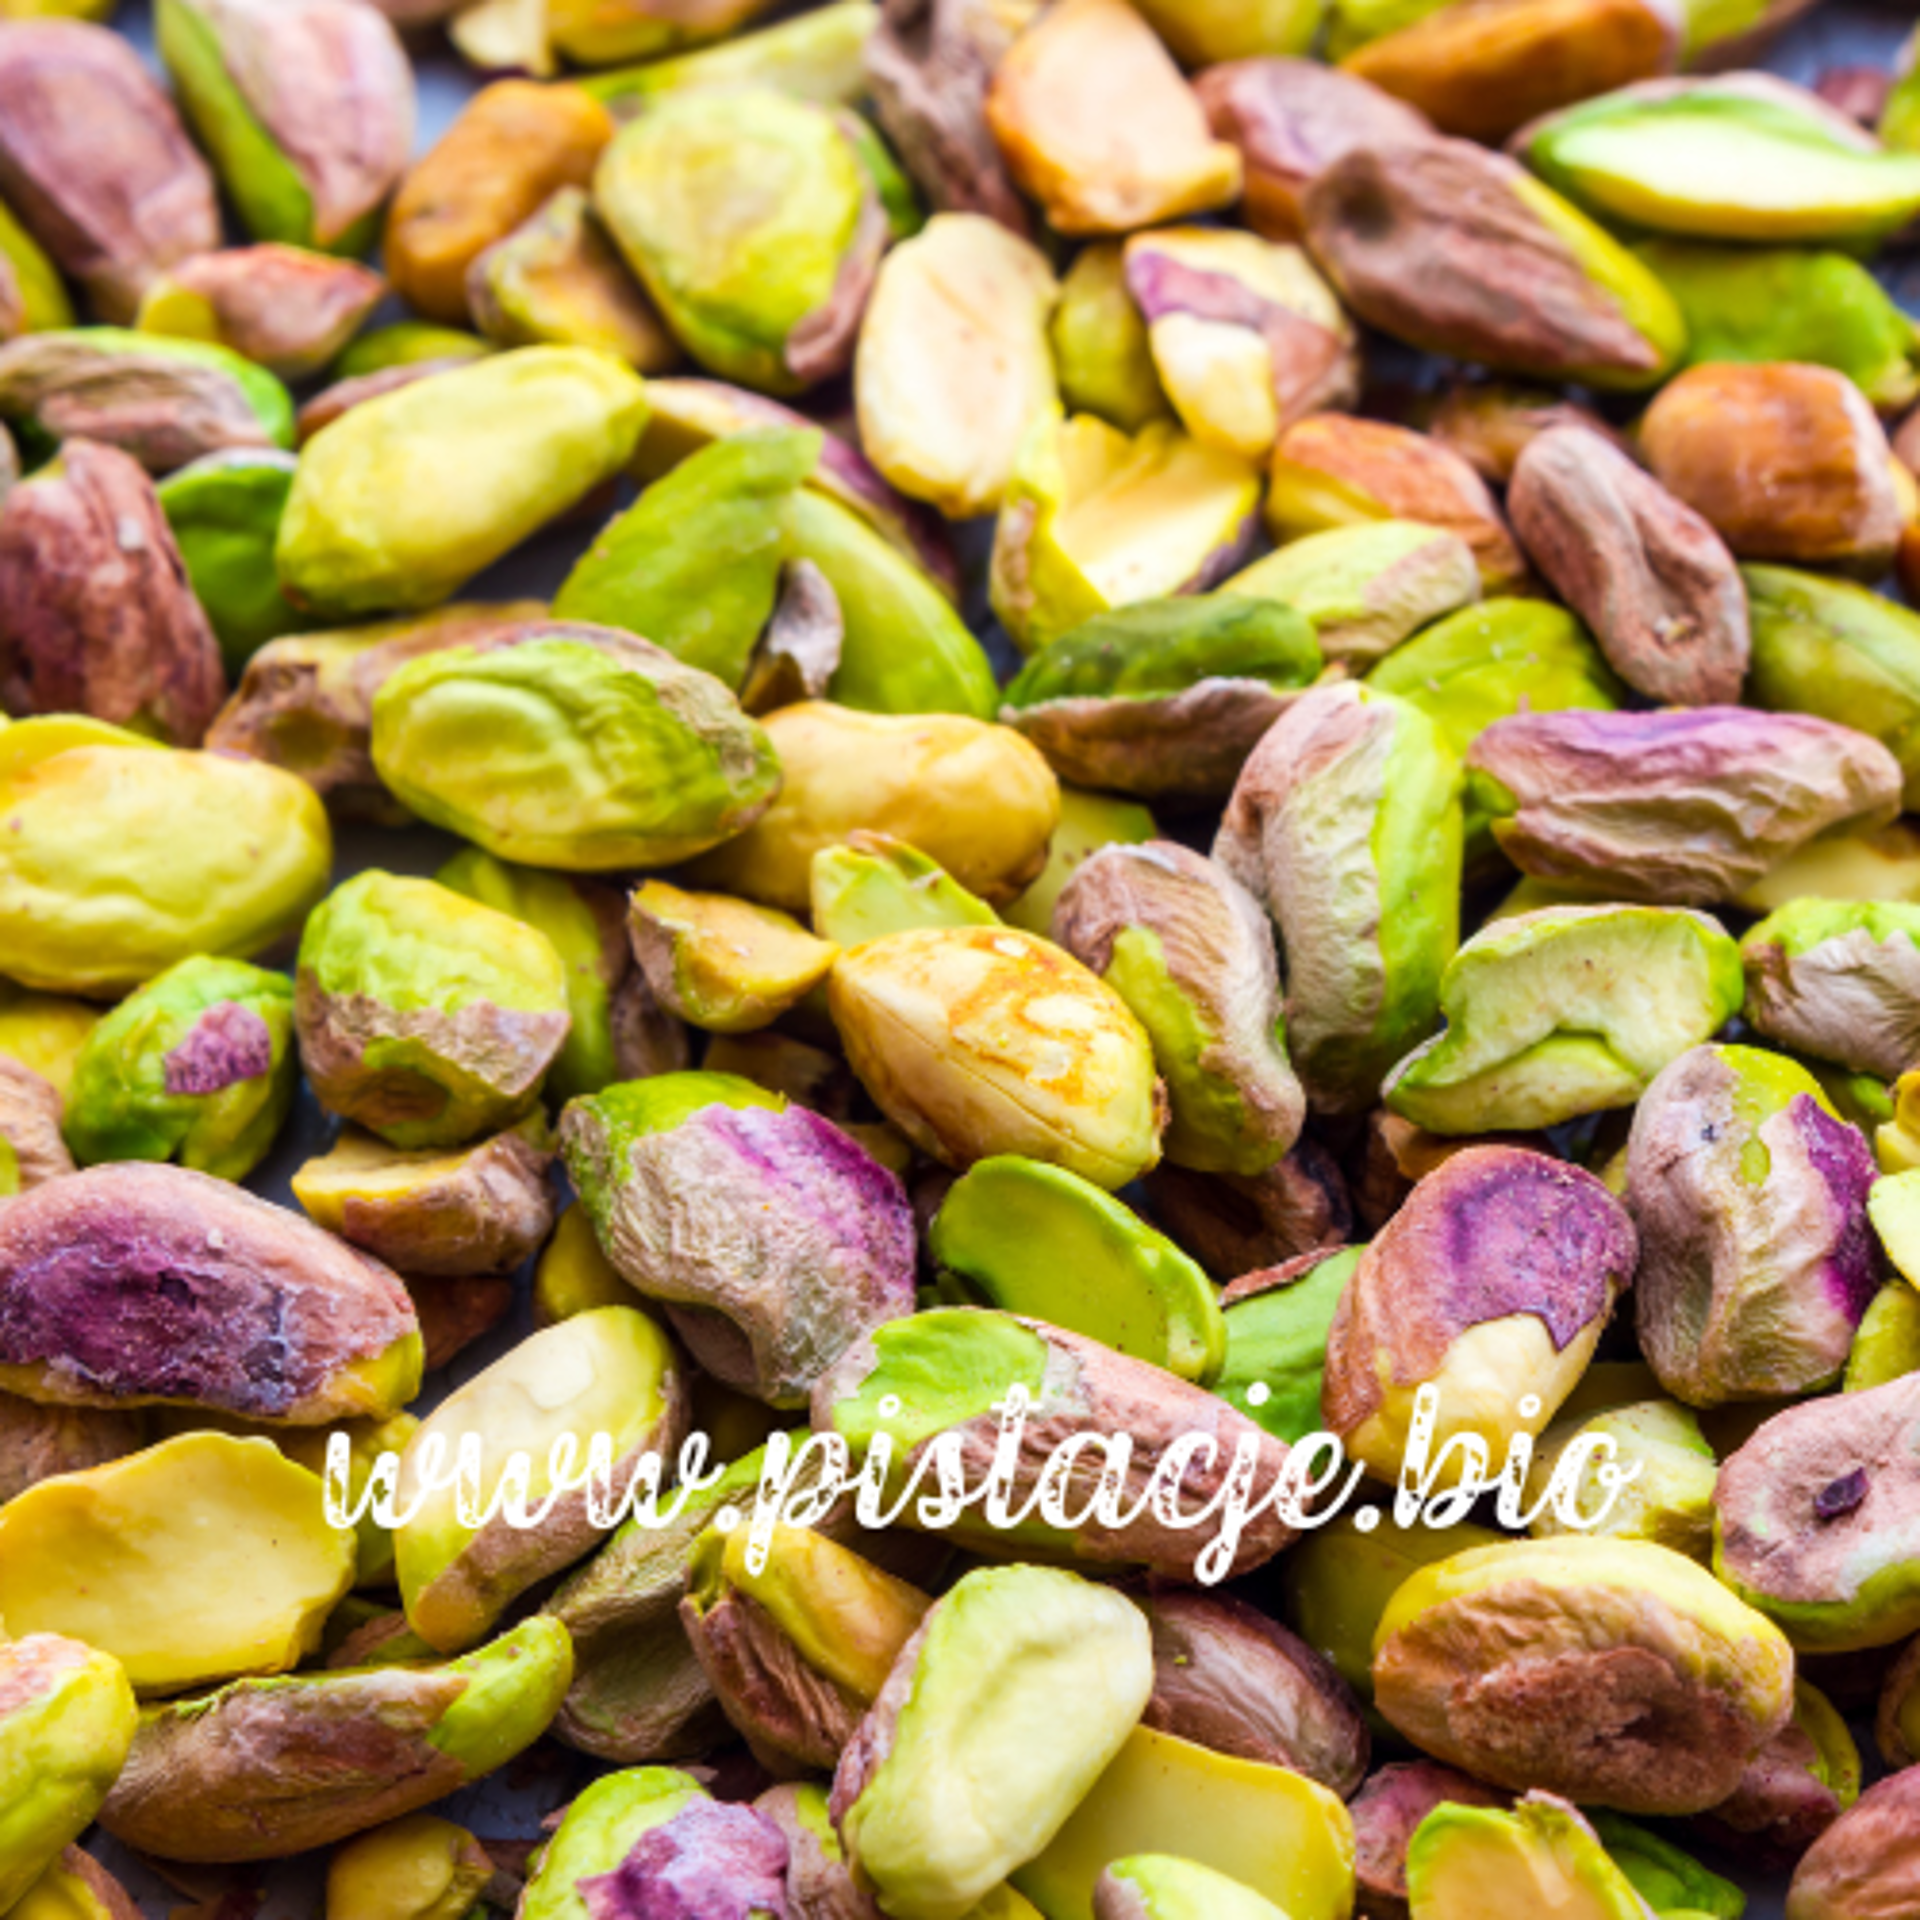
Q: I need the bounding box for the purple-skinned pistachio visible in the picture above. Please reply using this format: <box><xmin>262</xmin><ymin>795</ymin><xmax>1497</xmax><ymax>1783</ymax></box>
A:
<box><xmin>1467</xmin><ymin>706</ymin><xmax>1904</xmax><ymax>905</ymax></box>
<box><xmin>0</xmin><ymin>21</ymin><xmax>220</xmax><ymax>323</ymax></box>
<box><xmin>1695</xmin><ymin>1681</ymin><xmax>1855</xmax><ymax>1863</ymax></box>
<box><xmin>0</xmin><ymin>438</ymin><xmax>226</xmax><ymax>748</ymax></box>
<box><xmin>560</xmin><ymin>1073</ymin><xmax>917</xmax><ymax>1409</ymax></box>
<box><xmin>1350</xmin><ymin>1762</ymin><xmax>1509</xmax><ymax>1920</ymax></box>
<box><xmin>0</xmin><ymin>1162</ymin><xmax>422</xmax><ymax>1424</ymax></box>
<box><xmin>579</xmin><ymin>1798</ymin><xmax>793</xmax><ymax>1920</ymax></box>
<box><xmin>1629</xmin><ymin>1044</ymin><xmax>1881</xmax><ymax>1407</ymax></box>
<box><xmin>1322</xmin><ymin>1144</ymin><xmax>1638</xmax><ymax>1486</ymax></box>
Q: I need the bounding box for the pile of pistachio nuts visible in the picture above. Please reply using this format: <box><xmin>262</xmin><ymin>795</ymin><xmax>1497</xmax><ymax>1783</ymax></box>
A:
<box><xmin>10</xmin><ymin>0</ymin><xmax>1920</xmax><ymax>1913</ymax></box>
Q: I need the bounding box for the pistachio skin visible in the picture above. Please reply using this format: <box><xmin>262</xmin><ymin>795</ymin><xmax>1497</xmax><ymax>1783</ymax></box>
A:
<box><xmin>1785</xmin><ymin>1767</ymin><xmax>1920</xmax><ymax>1920</ymax></box>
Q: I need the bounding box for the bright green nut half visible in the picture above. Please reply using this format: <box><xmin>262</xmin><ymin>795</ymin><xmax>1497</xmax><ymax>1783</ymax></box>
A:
<box><xmin>1406</xmin><ymin>1795</ymin><xmax>1654</xmax><ymax>1920</ymax></box>
<box><xmin>1744</xmin><ymin>565</ymin><xmax>1920</xmax><ymax>814</ymax></box>
<box><xmin>595</xmin><ymin>87</ymin><xmax>876</xmax><ymax>394</ymax></box>
<box><xmin>930</xmin><ymin>1156</ymin><xmax>1225</xmax><ymax>1384</ymax></box>
<box><xmin>1846</xmin><ymin>1279</ymin><xmax>1920</xmax><ymax>1390</ymax></box>
<box><xmin>1050</xmin><ymin>241</ymin><xmax>1171</xmax><ymax>435</ymax></box>
<box><xmin>836</xmin><ymin>1564</ymin><xmax>1155</xmax><ymax>1920</ymax></box>
<box><xmin>156</xmin><ymin>449</ymin><xmax>311</xmax><ymax>674</ymax></box>
<box><xmin>555</xmin><ymin>430</ymin><xmax>821</xmax><ymax>690</ymax></box>
<box><xmin>1584</xmin><ymin>1811</ymin><xmax>1745</xmax><ymax>1920</ymax></box>
<box><xmin>436</xmin><ymin>848</ymin><xmax>627</xmax><ymax>1106</ymax></box>
<box><xmin>521</xmin><ymin>1768</ymin><xmax>711</xmax><ymax>1920</ymax></box>
<box><xmin>1004</xmin><ymin>786</ymin><xmax>1158</xmax><ymax>937</ymax></box>
<box><xmin>1095</xmin><ymin>1854</ymin><xmax>1290</xmax><ymax>1920</ymax></box>
<box><xmin>61</xmin><ymin>954</ymin><xmax>296</xmax><ymax>1181</ymax></box>
<box><xmin>332</xmin><ymin>323</ymin><xmax>494</xmax><ymax>380</ymax></box>
<box><xmin>1741</xmin><ymin>894</ymin><xmax>1920</xmax><ymax>1080</ymax></box>
<box><xmin>1639</xmin><ymin>240</ymin><xmax>1920</xmax><ymax>413</ymax></box>
<box><xmin>1223</xmin><ymin>520</ymin><xmax>1481</xmax><ymax>669</ymax></box>
<box><xmin>0</xmin><ymin>720</ymin><xmax>333</xmax><ymax>998</ymax></box>
<box><xmin>0</xmin><ymin>197</ymin><xmax>73</xmax><ymax>338</ymax></box>
<box><xmin>1517</xmin><ymin>77</ymin><xmax>1920</xmax><ymax>247</ymax></box>
<box><xmin>295</xmin><ymin>869</ymin><xmax>572</xmax><ymax>1151</ymax></box>
<box><xmin>1524</xmin><ymin>1399</ymin><xmax>1719</xmax><ymax>1562</ymax></box>
<box><xmin>277</xmin><ymin>347</ymin><xmax>650</xmax><ymax>619</ymax></box>
<box><xmin>369</xmin><ymin>628</ymin><xmax>781</xmax><ymax>872</ymax></box>
<box><xmin>1384</xmin><ymin>903</ymin><xmax>1744</xmax><ymax>1134</ymax></box>
<box><xmin>0</xmin><ymin>1636</ymin><xmax>137</xmax><ymax>1915</ymax></box>
<box><xmin>1214</xmin><ymin>1246</ymin><xmax>1361</xmax><ymax>1446</ymax></box>
<box><xmin>578</xmin><ymin>2</ymin><xmax>878</xmax><ymax>114</ymax></box>
<box><xmin>810</xmin><ymin>836</ymin><xmax>1000</xmax><ymax>947</ymax></box>
<box><xmin>1365</xmin><ymin>597</ymin><xmax>1623</xmax><ymax>866</ymax></box>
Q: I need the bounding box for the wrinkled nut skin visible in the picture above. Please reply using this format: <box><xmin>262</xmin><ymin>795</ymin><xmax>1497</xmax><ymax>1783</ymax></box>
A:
<box><xmin>0</xmin><ymin>1389</ymin><xmax>139</xmax><ymax>1506</ymax></box>
<box><xmin>1629</xmin><ymin>1045</ymin><xmax>1880</xmax><ymax>1407</ymax></box>
<box><xmin>0</xmin><ymin>21</ymin><xmax>220</xmax><ymax>322</ymax></box>
<box><xmin>1422</xmin><ymin>379</ymin><xmax>1629</xmax><ymax>487</ymax></box>
<box><xmin>560</xmin><ymin>1089</ymin><xmax>917</xmax><ymax>1408</ymax></box>
<box><xmin>1373</xmin><ymin>1537</ymin><xmax>1797</xmax><ymax>1815</ymax></box>
<box><xmin>204</xmin><ymin>603</ymin><xmax>546</xmax><ymax>820</ymax></box>
<box><xmin>1641</xmin><ymin>362</ymin><xmax>1907</xmax><ymax>575</ymax></box>
<box><xmin>1145</xmin><ymin>1139</ymin><xmax>1354</xmax><ymax>1277</ymax></box>
<box><xmin>1742</xmin><ymin>901</ymin><xmax>1920</xmax><ymax>1080</ymax></box>
<box><xmin>985</xmin><ymin>0</ymin><xmax>1243</xmax><ymax>237</ymax></box>
<box><xmin>867</xmin><ymin>0</ymin><xmax>1035</xmax><ymax>237</ymax></box>
<box><xmin>1302</xmin><ymin>141</ymin><xmax>1682</xmax><ymax>393</ymax></box>
<box><xmin>1267</xmin><ymin>412</ymin><xmax>1528</xmax><ymax>592</ymax></box>
<box><xmin>758</xmin><ymin>1781</ymin><xmax>884</xmax><ymax>1920</ymax></box>
<box><xmin>1349</xmin><ymin>1761</ymin><xmax>1508</xmax><ymax>1920</ymax></box>
<box><xmin>137</xmin><ymin>247</ymin><xmax>386</xmax><ymax>382</ymax></box>
<box><xmin>1467</xmin><ymin>706</ymin><xmax>1904</xmax><ymax>905</ymax></box>
<box><xmin>0</xmin><ymin>439</ymin><xmax>226</xmax><ymax>747</ymax></box>
<box><xmin>1194</xmin><ymin>57</ymin><xmax>1433</xmax><ymax>244</ymax></box>
<box><xmin>0</xmin><ymin>1163</ymin><xmax>420</xmax><ymax>1423</ymax></box>
<box><xmin>1786</xmin><ymin>1767</ymin><xmax>1920</xmax><ymax>1920</ymax></box>
<box><xmin>0</xmin><ymin>1059</ymin><xmax>75</xmax><ymax>1199</ymax></box>
<box><xmin>1508</xmin><ymin>424</ymin><xmax>1749</xmax><ymax>707</ymax></box>
<box><xmin>385</xmin><ymin>80</ymin><xmax>614</xmax><ymax>326</ymax></box>
<box><xmin>1715</xmin><ymin>1374</ymin><xmax>1920</xmax><ymax>1652</ymax></box>
<box><xmin>1052</xmin><ymin>840</ymin><xmax>1305</xmax><ymax>1176</ymax></box>
<box><xmin>1339</xmin><ymin>0</ymin><xmax>1682</xmax><ymax>144</ymax></box>
<box><xmin>1699</xmin><ymin>1702</ymin><xmax>1848</xmax><ymax>1863</ymax></box>
<box><xmin>1136</xmin><ymin>1588</ymin><xmax>1368</xmax><ymax>1798</ymax></box>
<box><xmin>1323</xmin><ymin>1145</ymin><xmax>1637</xmax><ymax>1480</ymax></box>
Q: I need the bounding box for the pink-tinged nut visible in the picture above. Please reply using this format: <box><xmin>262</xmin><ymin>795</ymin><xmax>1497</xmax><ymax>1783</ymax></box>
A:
<box><xmin>1145</xmin><ymin>1139</ymin><xmax>1354</xmax><ymax>1278</ymax></box>
<box><xmin>0</xmin><ymin>438</ymin><xmax>226</xmax><ymax>746</ymax></box>
<box><xmin>1696</xmin><ymin>1701</ymin><xmax>1846</xmax><ymax>1863</ymax></box>
<box><xmin>579</xmin><ymin>1798</ymin><xmax>793</xmax><ymax>1920</ymax></box>
<box><xmin>1194</xmin><ymin>57</ymin><xmax>1433</xmax><ymax>244</ymax></box>
<box><xmin>0</xmin><ymin>1162</ymin><xmax>421</xmax><ymax>1424</ymax></box>
<box><xmin>1785</xmin><ymin>1767</ymin><xmax>1920</xmax><ymax>1920</ymax></box>
<box><xmin>757</xmin><ymin>1782</ymin><xmax>882</xmax><ymax>1920</ymax></box>
<box><xmin>1641</xmin><ymin>362</ymin><xmax>1907</xmax><ymax>575</ymax></box>
<box><xmin>137</xmin><ymin>246</ymin><xmax>386</xmax><ymax>382</ymax></box>
<box><xmin>1508</xmin><ymin>423</ymin><xmax>1749</xmax><ymax>706</ymax></box>
<box><xmin>1467</xmin><ymin>706</ymin><xmax>1904</xmax><ymax>905</ymax></box>
<box><xmin>1421</xmin><ymin>379</ymin><xmax>1630</xmax><ymax>486</ymax></box>
<box><xmin>408</xmin><ymin>1274</ymin><xmax>515</xmax><ymax>1374</ymax></box>
<box><xmin>1323</xmin><ymin>1145</ymin><xmax>1636</xmax><ymax>1486</ymax></box>
<box><xmin>0</xmin><ymin>21</ymin><xmax>219</xmax><ymax>323</ymax></box>
<box><xmin>1137</xmin><ymin>1588</ymin><xmax>1369</xmax><ymax>1798</ymax></box>
<box><xmin>867</xmin><ymin>0</ymin><xmax>1036</xmax><ymax>238</ymax></box>
<box><xmin>1350</xmin><ymin>1762</ymin><xmax>1509</xmax><ymax>1920</ymax></box>
<box><xmin>0</xmin><ymin>1059</ymin><xmax>73</xmax><ymax>1197</ymax></box>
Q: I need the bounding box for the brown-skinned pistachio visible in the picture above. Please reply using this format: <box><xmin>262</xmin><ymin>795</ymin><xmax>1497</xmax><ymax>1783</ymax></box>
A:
<box><xmin>1265</xmin><ymin>413</ymin><xmax>1528</xmax><ymax>592</ymax></box>
<box><xmin>1194</xmin><ymin>58</ymin><xmax>1433</xmax><ymax>244</ymax></box>
<box><xmin>0</xmin><ymin>21</ymin><xmax>220</xmax><ymax>323</ymax></box>
<box><xmin>1420</xmin><ymin>378</ymin><xmax>1629</xmax><ymax>486</ymax></box>
<box><xmin>1215</xmin><ymin>682</ymin><xmax>1463</xmax><ymax>1115</ymax></box>
<box><xmin>1876</xmin><ymin>1634</ymin><xmax>1920</xmax><ymax>1767</ymax></box>
<box><xmin>1302</xmin><ymin>139</ymin><xmax>1685</xmax><ymax>393</ymax></box>
<box><xmin>0</xmin><ymin>438</ymin><xmax>225</xmax><ymax>747</ymax></box>
<box><xmin>866</xmin><ymin>0</ymin><xmax>1039</xmax><ymax>237</ymax></box>
<box><xmin>984</xmin><ymin>0</ymin><xmax>1243</xmax><ymax>235</ymax></box>
<box><xmin>156</xmin><ymin>0</ymin><xmax>414</xmax><ymax>256</ymax></box>
<box><xmin>0</xmin><ymin>1162</ymin><xmax>422</xmax><ymax>1424</ymax></box>
<box><xmin>1641</xmin><ymin>361</ymin><xmax>1908</xmax><ymax>575</ymax></box>
<box><xmin>0</xmin><ymin>1059</ymin><xmax>74</xmax><ymax>1198</ymax></box>
<box><xmin>1466</xmin><ymin>706</ymin><xmax>1904</xmax><ymax>905</ymax></box>
<box><xmin>204</xmin><ymin>602</ymin><xmax>545</xmax><ymax>821</ymax></box>
<box><xmin>1323</xmin><ymin>1145</ymin><xmax>1637</xmax><ymax>1485</ymax></box>
<box><xmin>1630</xmin><ymin>1044</ymin><xmax>1881</xmax><ymax>1406</ymax></box>
<box><xmin>1715</xmin><ymin>1372</ymin><xmax>1920</xmax><ymax>1651</ymax></box>
<box><xmin>561</xmin><ymin>1074</ymin><xmax>917</xmax><ymax>1408</ymax></box>
<box><xmin>1052</xmin><ymin>841</ymin><xmax>1304</xmax><ymax>1177</ymax></box>
<box><xmin>385</xmin><ymin>80</ymin><xmax>615</xmax><ymax>327</ymax></box>
<box><xmin>1349</xmin><ymin>1762</ymin><xmax>1509</xmax><ymax>1920</ymax></box>
<box><xmin>1742</xmin><ymin>900</ymin><xmax>1920</xmax><ymax>1079</ymax></box>
<box><xmin>814</xmin><ymin>1308</ymin><xmax>1296</xmax><ymax>1577</ymax></box>
<box><xmin>1339</xmin><ymin>0</ymin><xmax>1682</xmax><ymax>144</ymax></box>
<box><xmin>1145</xmin><ymin>1140</ymin><xmax>1354</xmax><ymax>1277</ymax></box>
<box><xmin>134</xmin><ymin>246</ymin><xmax>386</xmax><ymax>382</ymax></box>
<box><xmin>1507</xmin><ymin>423</ymin><xmax>1749</xmax><ymax>707</ymax></box>
<box><xmin>1136</xmin><ymin>1589</ymin><xmax>1367</xmax><ymax>1799</ymax></box>
<box><xmin>1785</xmin><ymin>1766</ymin><xmax>1920</xmax><ymax>1920</ymax></box>
<box><xmin>1122</xmin><ymin>228</ymin><xmax>1358</xmax><ymax>464</ymax></box>
<box><xmin>758</xmin><ymin>1779</ymin><xmax>886</xmax><ymax>1920</ymax></box>
<box><xmin>1373</xmin><ymin>1537</ymin><xmax>1797</xmax><ymax>1815</ymax></box>
<box><xmin>680</xmin><ymin>1522</ymin><xmax>932</xmax><ymax>1775</ymax></box>
<box><xmin>1698</xmin><ymin>1680</ymin><xmax>1857</xmax><ymax>1861</ymax></box>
